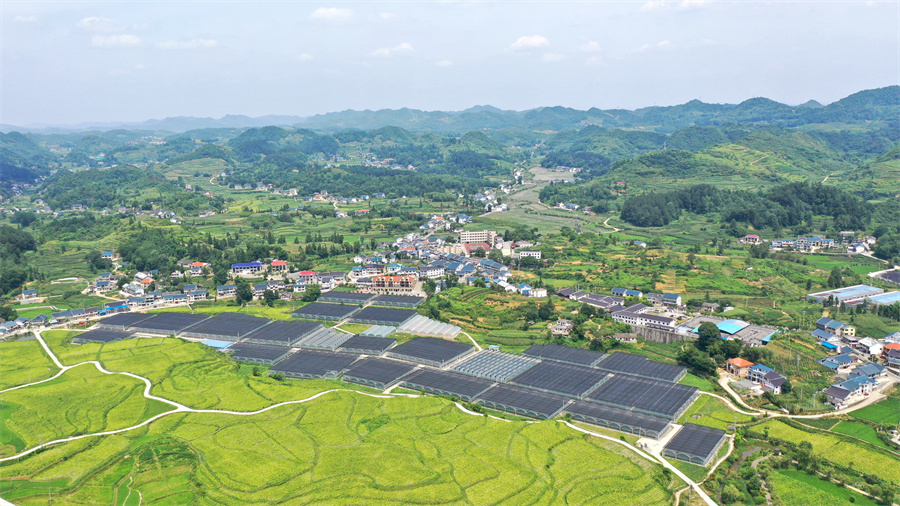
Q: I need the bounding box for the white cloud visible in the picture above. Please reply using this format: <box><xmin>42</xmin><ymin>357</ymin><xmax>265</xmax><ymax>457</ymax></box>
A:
<box><xmin>134</xmin><ymin>64</ymin><xmax>146</xmax><ymax>70</ymax></box>
<box><xmin>380</xmin><ymin>12</ymin><xmax>396</xmax><ymax>19</ymax></box>
<box><xmin>581</xmin><ymin>40</ymin><xmax>601</xmax><ymax>53</ymax></box>
<box><xmin>158</xmin><ymin>39</ymin><xmax>219</xmax><ymax>50</ymax></box>
<box><xmin>641</xmin><ymin>0</ymin><xmax>714</xmax><ymax>11</ymax></box>
<box><xmin>297</xmin><ymin>53</ymin><xmax>313</xmax><ymax>62</ymax></box>
<box><xmin>15</xmin><ymin>15</ymin><xmax>38</xmax><ymax>23</ymax></box>
<box><xmin>435</xmin><ymin>59</ymin><xmax>453</xmax><ymax>67</ymax></box>
<box><xmin>79</xmin><ymin>16</ymin><xmax>123</xmax><ymax>32</ymax></box>
<box><xmin>311</xmin><ymin>7</ymin><xmax>354</xmax><ymax>22</ymax></box>
<box><xmin>542</xmin><ymin>53</ymin><xmax>565</xmax><ymax>63</ymax></box>
<box><xmin>585</xmin><ymin>56</ymin><xmax>603</xmax><ymax>67</ymax></box>
<box><xmin>91</xmin><ymin>34</ymin><xmax>140</xmax><ymax>48</ymax></box>
<box><xmin>371</xmin><ymin>42</ymin><xmax>414</xmax><ymax>57</ymax></box>
<box><xmin>510</xmin><ymin>35</ymin><xmax>549</xmax><ymax>50</ymax></box>
<box><xmin>635</xmin><ymin>40</ymin><xmax>673</xmax><ymax>52</ymax></box>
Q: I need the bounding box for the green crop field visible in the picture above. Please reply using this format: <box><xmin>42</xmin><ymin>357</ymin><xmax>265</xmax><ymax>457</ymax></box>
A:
<box><xmin>0</xmin><ymin>391</ymin><xmax>681</xmax><ymax>505</ymax></box>
<box><xmin>678</xmin><ymin>395</ymin><xmax>753</xmax><ymax>431</ymax></box>
<box><xmin>831</xmin><ymin>421</ymin><xmax>894</xmax><ymax>450</ymax></box>
<box><xmin>768</xmin><ymin>469</ymin><xmax>878</xmax><ymax>506</ymax></box>
<box><xmin>677</xmin><ymin>373</ymin><xmax>719</xmax><ymax>393</ymax></box>
<box><xmin>0</xmin><ymin>364</ymin><xmax>172</xmax><ymax>458</ymax></box>
<box><xmin>42</xmin><ymin>333</ymin><xmax>355</xmax><ymax>412</ymax></box>
<box><xmin>0</xmin><ymin>339</ymin><xmax>58</xmax><ymax>391</ymax></box>
<box><xmin>850</xmin><ymin>397</ymin><xmax>900</xmax><ymax>425</ymax></box>
<box><xmin>757</xmin><ymin>420</ymin><xmax>900</xmax><ymax>483</ymax></box>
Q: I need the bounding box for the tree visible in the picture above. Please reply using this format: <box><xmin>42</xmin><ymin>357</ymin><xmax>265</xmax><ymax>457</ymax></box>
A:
<box><xmin>780</xmin><ymin>377</ymin><xmax>792</xmax><ymax>394</ymax></box>
<box><xmin>720</xmin><ymin>339</ymin><xmax>742</xmax><ymax>360</ymax></box>
<box><xmin>827</xmin><ymin>266</ymin><xmax>843</xmax><ymax>289</ymax></box>
<box><xmin>10</xmin><ymin>211</ymin><xmax>37</xmax><ymax>228</ymax></box>
<box><xmin>84</xmin><ymin>251</ymin><xmax>113</xmax><ymax>271</ymax></box>
<box><xmin>302</xmin><ymin>284</ymin><xmax>321</xmax><ymax>302</ymax></box>
<box><xmin>677</xmin><ymin>347</ymin><xmax>717</xmax><ymax>376</ymax></box>
<box><xmin>487</xmin><ymin>249</ymin><xmax>505</xmax><ymax>263</ymax></box>
<box><xmin>697</xmin><ymin>321</ymin><xmax>721</xmax><ymax>352</ymax></box>
<box><xmin>0</xmin><ymin>305</ymin><xmax>18</xmax><ymax>322</ymax></box>
<box><xmin>537</xmin><ymin>303</ymin><xmax>552</xmax><ymax>321</ymax></box>
<box><xmin>213</xmin><ymin>265</ymin><xmax>229</xmax><ymax>286</ymax></box>
<box><xmin>235</xmin><ymin>279</ymin><xmax>253</xmax><ymax>304</ymax></box>
<box><xmin>263</xmin><ymin>289</ymin><xmax>278</xmax><ymax>307</ymax></box>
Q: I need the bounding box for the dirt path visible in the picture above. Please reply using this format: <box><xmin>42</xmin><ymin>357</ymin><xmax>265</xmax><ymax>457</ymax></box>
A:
<box><xmin>459</xmin><ymin>331</ymin><xmax>482</xmax><ymax>351</ymax></box>
<box><xmin>601</xmin><ymin>216</ymin><xmax>620</xmax><ymax>233</ymax></box>
<box><xmin>751</xmin><ymin>455</ymin><xmax>774</xmax><ymax>505</ymax></box>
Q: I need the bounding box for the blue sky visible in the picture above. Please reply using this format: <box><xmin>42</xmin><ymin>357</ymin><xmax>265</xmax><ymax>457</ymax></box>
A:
<box><xmin>2</xmin><ymin>1</ymin><xmax>897</xmax><ymax>126</ymax></box>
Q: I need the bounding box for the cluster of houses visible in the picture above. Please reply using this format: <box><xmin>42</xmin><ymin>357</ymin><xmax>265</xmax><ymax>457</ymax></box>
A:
<box><xmin>725</xmin><ymin>358</ymin><xmax>789</xmax><ymax>394</ymax></box>
<box><xmin>473</xmin><ymin>189</ymin><xmax>506</xmax><ymax>213</ymax></box>
<box><xmin>812</xmin><ymin>316</ymin><xmax>899</xmax><ymax>360</ymax></box>
<box><xmin>554</xmin><ymin>287</ymin><xmax>683</xmax><ymax>331</ymax></box>
<box><xmin>805</xmin><ymin>318</ymin><xmax>899</xmax><ymax>409</ymax></box>
<box><xmin>822</xmin><ymin>362</ymin><xmax>888</xmax><ymax>409</ymax></box>
<box><xmin>765</xmin><ymin>233</ymin><xmax>877</xmax><ymax>254</ymax></box>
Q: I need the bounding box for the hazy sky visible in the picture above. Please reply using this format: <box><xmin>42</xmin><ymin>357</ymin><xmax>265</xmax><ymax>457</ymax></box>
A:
<box><xmin>2</xmin><ymin>1</ymin><xmax>897</xmax><ymax>126</ymax></box>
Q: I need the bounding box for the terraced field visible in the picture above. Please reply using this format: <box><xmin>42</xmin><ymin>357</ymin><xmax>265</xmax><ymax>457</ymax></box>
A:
<box><xmin>0</xmin><ymin>364</ymin><xmax>172</xmax><ymax>458</ymax></box>
<box><xmin>768</xmin><ymin>469</ymin><xmax>878</xmax><ymax>506</ymax></box>
<box><xmin>0</xmin><ymin>338</ymin><xmax>58</xmax><ymax>390</ymax></box>
<box><xmin>677</xmin><ymin>395</ymin><xmax>753</xmax><ymax>431</ymax></box>
<box><xmin>0</xmin><ymin>390</ymin><xmax>680</xmax><ymax>505</ymax></box>
<box><xmin>40</xmin><ymin>332</ymin><xmax>354</xmax><ymax>412</ymax></box>
<box><xmin>758</xmin><ymin>420</ymin><xmax>900</xmax><ymax>484</ymax></box>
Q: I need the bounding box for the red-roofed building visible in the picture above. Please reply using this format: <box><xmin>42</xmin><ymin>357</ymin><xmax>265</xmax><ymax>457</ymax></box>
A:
<box><xmin>464</xmin><ymin>242</ymin><xmax>491</xmax><ymax>257</ymax></box>
<box><xmin>882</xmin><ymin>342</ymin><xmax>900</xmax><ymax>360</ymax></box>
<box><xmin>726</xmin><ymin>357</ymin><xmax>755</xmax><ymax>377</ymax></box>
<box><xmin>270</xmin><ymin>259</ymin><xmax>287</xmax><ymax>272</ymax></box>
<box><xmin>190</xmin><ymin>261</ymin><xmax>209</xmax><ymax>275</ymax></box>
<box><xmin>296</xmin><ymin>270</ymin><xmax>318</xmax><ymax>284</ymax></box>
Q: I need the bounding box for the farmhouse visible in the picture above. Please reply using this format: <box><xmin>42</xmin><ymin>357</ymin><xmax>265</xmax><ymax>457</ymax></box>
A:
<box><xmin>231</xmin><ymin>262</ymin><xmax>262</xmax><ymax>275</ymax></box>
<box><xmin>747</xmin><ymin>364</ymin><xmax>788</xmax><ymax>394</ymax></box>
<box><xmin>217</xmin><ymin>284</ymin><xmax>237</xmax><ymax>298</ymax></box>
<box><xmin>373</xmin><ymin>275</ymin><xmax>415</xmax><ymax>295</ymax></box>
<box><xmin>611</xmin><ymin>309</ymin><xmax>675</xmax><ymax>330</ymax></box>
<box><xmin>550</xmin><ymin>319</ymin><xmax>574</xmax><ymax>336</ymax></box>
<box><xmin>815</xmin><ymin>317</ymin><xmax>856</xmax><ymax>337</ymax></box>
<box><xmin>856</xmin><ymin>337</ymin><xmax>883</xmax><ymax>357</ymax></box>
<box><xmin>725</xmin><ymin>357</ymin><xmax>754</xmax><ymax>377</ymax></box>
<box><xmin>662</xmin><ymin>293</ymin><xmax>682</xmax><ymax>307</ymax></box>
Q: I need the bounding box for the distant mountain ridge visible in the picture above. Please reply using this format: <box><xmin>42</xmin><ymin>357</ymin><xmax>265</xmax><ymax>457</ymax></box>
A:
<box><xmin>2</xmin><ymin>86</ymin><xmax>896</xmax><ymax>135</ymax></box>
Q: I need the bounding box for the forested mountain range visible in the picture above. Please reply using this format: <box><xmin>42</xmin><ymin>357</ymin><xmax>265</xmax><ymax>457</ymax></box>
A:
<box><xmin>1</xmin><ymin>85</ymin><xmax>897</xmax><ymax>210</ymax></box>
<box><xmin>3</xmin><ymin>85</ymin><xmax>896</xmax><ymax>135</ymax></box>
